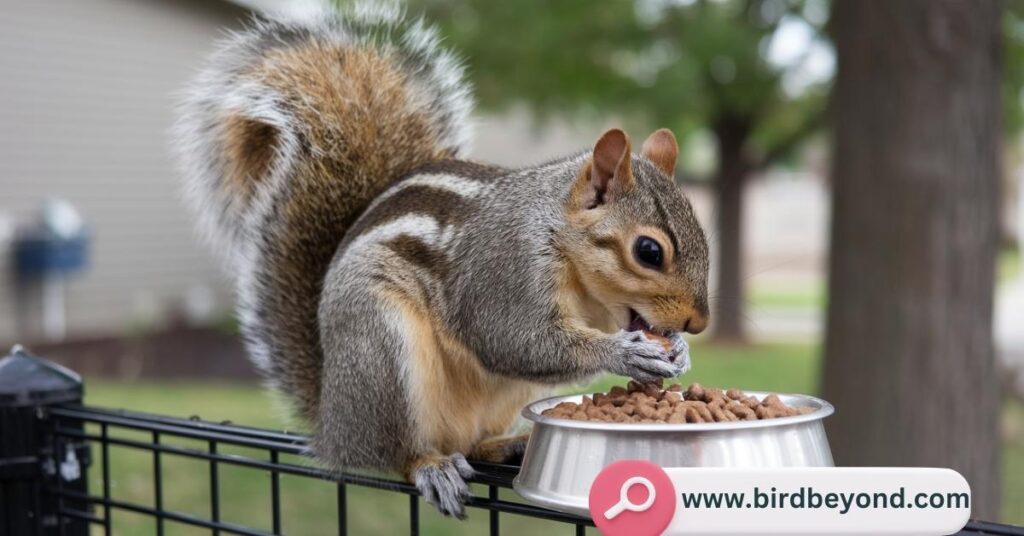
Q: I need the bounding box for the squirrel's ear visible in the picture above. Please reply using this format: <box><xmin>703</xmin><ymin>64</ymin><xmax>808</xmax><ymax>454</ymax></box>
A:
<box><xmin>585</xmin><ymin>128</ymin><xmax>634</xmax><ymax>208</ymax></box>
<box><xmin>641</xmin><ymin>128</ymin><xmax>678</xmax><ymax>177</ymax></box>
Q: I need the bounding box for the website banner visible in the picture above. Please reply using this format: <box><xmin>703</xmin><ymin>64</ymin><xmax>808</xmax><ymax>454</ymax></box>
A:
<box><xmin>588</xmin><ymin>462</ymin><xmax>971</xmax><ymax>536</ymax></box>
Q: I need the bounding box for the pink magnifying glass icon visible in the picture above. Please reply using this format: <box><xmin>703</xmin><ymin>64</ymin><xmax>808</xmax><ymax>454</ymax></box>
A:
<box><xmin>603</xmin><ymin>476</ymin><xmax>657</xmax><ymax>520</ymax></box>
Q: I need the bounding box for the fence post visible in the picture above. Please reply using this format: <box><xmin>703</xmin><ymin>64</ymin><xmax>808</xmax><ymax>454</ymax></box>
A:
<box><xmin>0</xmin><ymin>345</ymin><xmax>90</xmax><ymax>535</ymax></box>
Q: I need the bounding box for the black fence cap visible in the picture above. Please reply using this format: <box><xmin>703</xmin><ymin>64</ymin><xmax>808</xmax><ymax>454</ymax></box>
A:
<box><xmin>0</xmin><ymin>344</ymin><xmax>82</xmax><ymax>406</ymax></box>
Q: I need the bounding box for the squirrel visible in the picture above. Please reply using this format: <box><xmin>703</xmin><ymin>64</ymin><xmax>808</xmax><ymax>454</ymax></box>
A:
<box><xmin>174</xmin><ymin>2</ymin><xmax>709</xmax><ymax>518</ymax></box>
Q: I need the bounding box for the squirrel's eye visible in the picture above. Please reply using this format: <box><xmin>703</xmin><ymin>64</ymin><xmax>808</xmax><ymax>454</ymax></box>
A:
<box><xmin>633</xmin><ymin>236</ymin><xmax>663</xmax><ymax>269</ymax></box>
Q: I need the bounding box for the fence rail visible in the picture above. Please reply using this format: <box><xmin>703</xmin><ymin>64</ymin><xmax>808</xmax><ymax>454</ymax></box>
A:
<box><xmin>2</xmin><ymin>349</ymin><xmax>1024</xmax><ymax>536</ymax></box>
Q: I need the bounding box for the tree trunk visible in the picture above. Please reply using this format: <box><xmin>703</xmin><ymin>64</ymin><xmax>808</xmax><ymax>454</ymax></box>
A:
<box><xmin>712</xmin><ymin>117</ymin><xmax>753</xmax><ymax>343</ymax></box>
<box><xmin>824</xmin><ymin>0</ymin><xmax>1002</xmax><ymax>520</ymax></box>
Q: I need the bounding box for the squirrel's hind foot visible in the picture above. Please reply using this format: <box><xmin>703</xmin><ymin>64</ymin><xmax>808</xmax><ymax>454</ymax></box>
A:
<box><xmin>468</xmin><ymin>434</ymin><xmax>530</xmax><ymax>465</ymax></box>
<box><xmin>410</xmin><ymin>453</ymin><xmax>475</xmax><ymax>519</ymax></box>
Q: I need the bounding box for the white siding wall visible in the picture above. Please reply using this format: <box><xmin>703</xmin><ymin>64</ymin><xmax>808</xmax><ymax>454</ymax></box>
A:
<box><xmin>0</xmin><ymin>0</ymin><xmax>248</xmax><ymax>342</ymax></box>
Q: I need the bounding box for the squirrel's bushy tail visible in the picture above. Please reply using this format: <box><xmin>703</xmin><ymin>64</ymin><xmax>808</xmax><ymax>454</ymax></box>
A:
<box><xmin>174</xmin><ymin>3</ymin><xmax>472</xmax><ymax>419</ymax></box>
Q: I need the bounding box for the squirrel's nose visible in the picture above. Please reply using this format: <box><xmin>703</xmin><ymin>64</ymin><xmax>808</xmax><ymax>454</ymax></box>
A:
<box><xmin>682</xmin><ymin>311</ymin><xmax>708</xmax><ymax>334</ymax></box>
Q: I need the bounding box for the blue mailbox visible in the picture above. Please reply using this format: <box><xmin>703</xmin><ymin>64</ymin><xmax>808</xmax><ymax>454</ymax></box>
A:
<box><xmin>14</xmin><ymin>232</ymin><xmax>89</xmax><ymax>277</ymax></box>
<box><xmin>13</xmin><ymin>200</ymin><xmax>90</xmax><ymax>279</ymax></box>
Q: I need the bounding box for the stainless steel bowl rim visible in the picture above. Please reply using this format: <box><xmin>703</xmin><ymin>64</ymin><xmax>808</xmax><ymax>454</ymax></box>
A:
<box><xmin>522</xmin><ymin>390</ymin><xmax>835</xmax><ymax>432</ymax></box>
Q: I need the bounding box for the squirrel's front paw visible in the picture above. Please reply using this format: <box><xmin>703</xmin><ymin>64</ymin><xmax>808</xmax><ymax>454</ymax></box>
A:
<box><xmin>413</xmin><ymin>453</ymin><xmax>474</xmax><ymax>519</ymax></box>
<box><xmin>607</xmin><ymin>330</ymin><xmax>687</xmax><ymax>383</ymax></box>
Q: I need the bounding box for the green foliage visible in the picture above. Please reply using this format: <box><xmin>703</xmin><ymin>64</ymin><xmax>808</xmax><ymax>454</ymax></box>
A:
<box><xmin>412</xmin><ymin>0</ymin><xmax>1024</xmax><ymax>153</ymax></box>
<box><xmin>416</xmin><ymin>0</ymin><xmax>831</xmax><ymax>172</ymax></box>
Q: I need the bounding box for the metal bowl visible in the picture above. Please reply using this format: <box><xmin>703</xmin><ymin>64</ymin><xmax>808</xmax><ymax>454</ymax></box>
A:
<box><xmin>513</xmin><ymin>391</ymin><xmax>835</xmax><ymax>516</ymax></box>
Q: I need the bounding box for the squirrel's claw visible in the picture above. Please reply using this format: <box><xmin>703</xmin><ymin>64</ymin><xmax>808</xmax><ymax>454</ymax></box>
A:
<box><xmin>667</xmin><ymin>333</ymin><xmax>691</xmax><ymax>375</ymax></box>
<box><xmin>414</xmin><ymin>453</ymin><xmax>475</xmax><ymax>519</ymax></box>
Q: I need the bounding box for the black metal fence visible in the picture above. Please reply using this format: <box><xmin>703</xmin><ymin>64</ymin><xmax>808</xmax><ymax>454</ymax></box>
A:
<box><xmin>2</xmin><ymin>348</ymin><xmax>1024</xmax><ymax>536</ymax></box>
<box><xmin>44</xmin><ymin>404</ymin><xmax>594</xmax><ymax>536</ymax></box>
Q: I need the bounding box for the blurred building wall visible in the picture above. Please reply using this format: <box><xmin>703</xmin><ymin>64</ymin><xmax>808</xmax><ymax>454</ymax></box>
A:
<box><xmin>0</xmin><ymin>0</ymin><xmax>249</xmax><ymax>343</ymax></box>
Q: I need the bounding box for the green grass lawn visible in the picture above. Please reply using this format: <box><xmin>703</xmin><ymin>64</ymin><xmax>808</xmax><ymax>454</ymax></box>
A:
<box><xmin>745</xmin><ymin>247</ymin><xmax>1020</xmax><ymax>311</ymax></box>
<box><xmin>748</xmin><ymin>281</ymin><xmax>826</xmax><ymax>310</ymax></box>
<box><xmin>81</xmin><ymin>342</ymin><xmax>1022</xmax><ymax>534</ymax></box>
<box><xmin>1001</xmin><ymin>247</ymin><xmax>1021</xmax><ymax>283</ymax></box>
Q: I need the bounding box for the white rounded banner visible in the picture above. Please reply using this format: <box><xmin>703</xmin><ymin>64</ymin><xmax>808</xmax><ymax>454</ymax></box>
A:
<box><xmin>663</xmin><ymin>467</ymin><xmax>970</xmax><ymax>535</ymax></box>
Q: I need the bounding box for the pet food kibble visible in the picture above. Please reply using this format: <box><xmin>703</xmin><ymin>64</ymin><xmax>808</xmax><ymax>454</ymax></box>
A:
<box><xmin>540</xmin><ymin>384</ymin><xmax>814</xmax><ymax>424</ymax></box>
<box><xmin>727</xmin><ymin>402</ymin><xmax>756</xmax><ymax>421</ymax></box>
<box><xmin>761</xmin><ymin>394</ymin><xmax>784</xmax><ymax>408</ymax></box>
<box><xmin>683</xmin><ymin>401</ymin><xmax>714</xmax><ymax>422</ymax></box>
<box><xmin>702</xmin><ymin>387</ymin><xmax>726</xmax><ymax>403</ymax></box>
<box><xmin>642</xmin><ymin>382</ymin><xmax>663</xmax><ymax>399</ymax></box>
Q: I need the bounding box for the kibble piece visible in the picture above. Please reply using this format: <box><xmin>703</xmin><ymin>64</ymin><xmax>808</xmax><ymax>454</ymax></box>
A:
<box><xmin>685</xmin><ymin>383</ymin><xmax>705</xmax><ymax>401</ymax></box>
<box><xmin>756</xmin><ymin>405</ymin><xmax>788</xmax><ymax>419</ymax></box>
<box><xmin>683</xmin><ymin>406</ymin><xmax>703</xmax><ymax>423</ymax></box>
<box><xmin>685</xmin><ymin>401</ymin><xmax>714</xmax><ymax>422</ymax></box>
<box><xmin>761</xmin><ymin>394</ymin><xmax>785</xmax><ymax>408</ymax></box>
<box><xmin>641</xmin><ymin>382</ymin><xmax>663</xmax><ymax>400</ymax></box>
<box><xmin>702</xmin><ymin>387</ymin><xmax>726</xmax><ymax>403</ymax></box>
<box><xmin>726</xmin><ymin>402</ymin><xmax>756</xmax><ymax>420</ymax></box>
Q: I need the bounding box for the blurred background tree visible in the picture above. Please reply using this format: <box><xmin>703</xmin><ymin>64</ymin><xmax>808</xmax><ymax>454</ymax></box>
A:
<box><xmin>824</xmin><ymin>0</ymin><xmax>1004</xmax><ymax>518</ymax></box>
<box><xmin>419</xmin><ymin>0</ymin><xmax>832</xmax><ymax>343</ymax></box>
